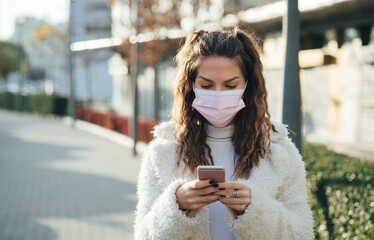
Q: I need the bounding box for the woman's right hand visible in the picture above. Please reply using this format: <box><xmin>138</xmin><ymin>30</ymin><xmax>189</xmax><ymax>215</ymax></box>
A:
<box><xmin>176</xmin><ymin>179</ymin><xmax>222</xmax><ymax>210</ymax></box>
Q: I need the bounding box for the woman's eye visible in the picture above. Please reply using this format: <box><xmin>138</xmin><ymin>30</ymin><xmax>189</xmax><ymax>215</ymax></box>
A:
<box><xmin>226</xmin><ymin>85</ymin><xmax>237</xmax><ymax>89</ymax></box>
<box><xmin>201</xmin><ymin>85</ymin><xmax>212</xmax><ymax>89</ymax></box>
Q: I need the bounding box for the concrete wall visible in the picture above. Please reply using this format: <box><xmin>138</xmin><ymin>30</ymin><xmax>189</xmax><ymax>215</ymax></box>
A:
<box><xmin>358</xmin><ymin>63</ymin><xmax>374</xmax><ymax>146</ymax></box>
<box><xmin>263</xmin><ymin>27</ymin><xmax>374</xmax><ymax>159</ymax></box>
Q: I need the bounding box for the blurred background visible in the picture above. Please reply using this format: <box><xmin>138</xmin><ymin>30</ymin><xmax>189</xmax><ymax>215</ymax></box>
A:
<box><xmin>0</xmin><ymin>0</ymin><xmax>373</xmax><ymax>239</ymax></box>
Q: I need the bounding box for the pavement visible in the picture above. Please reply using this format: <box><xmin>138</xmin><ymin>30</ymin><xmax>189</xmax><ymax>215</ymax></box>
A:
<box><xmin>0</xmin><ymin>109</ymin><xmax>142</xmax><ymax>240</ymax></box>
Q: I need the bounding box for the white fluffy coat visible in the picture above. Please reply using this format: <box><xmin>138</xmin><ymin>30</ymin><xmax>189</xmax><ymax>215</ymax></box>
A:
<box><xmin>134</xmin><ymin>121</ymin><xmax>314</xmax><ymax>240</ymax></box>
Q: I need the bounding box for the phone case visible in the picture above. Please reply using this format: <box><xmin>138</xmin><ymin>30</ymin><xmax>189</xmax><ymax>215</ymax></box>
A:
<box><xmin>197</xmin><ymin>166</ymin><xmax>226</xmax><ymax>182</ymax></box>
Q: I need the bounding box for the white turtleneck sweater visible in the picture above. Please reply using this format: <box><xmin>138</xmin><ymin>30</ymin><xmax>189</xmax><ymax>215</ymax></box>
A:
<box><xmin>205</xmin><ymin>123</ymin><xmax>236</xmax><ymax>240</ymax></box>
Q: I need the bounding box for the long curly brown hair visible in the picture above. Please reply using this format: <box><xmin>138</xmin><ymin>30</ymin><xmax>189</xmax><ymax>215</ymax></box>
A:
<box><xmin>172</xmin><ymin>29</ymin><xmax>274</xmax><ymax>179</ymax></box>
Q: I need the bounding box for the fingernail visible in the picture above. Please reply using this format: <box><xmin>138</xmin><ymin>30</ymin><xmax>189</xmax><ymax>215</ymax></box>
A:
<box><xmin>220</xmin><ymin>195</ymin><xmax>225</xmax><ymax>197</ymax></box>
<box><xmin>209</xmin><ymin>180</ymin><xmax>215</xmax><ymax>184</ymax></box>
<box><xmin>219</xmin><ymin>188</ymin><xmax>225</xmax><ymax>190</ymax></box>
<box><xmin>213</xmin><ymin>183</ymin><xmax>219</xmax><ymax>187</ymax></box>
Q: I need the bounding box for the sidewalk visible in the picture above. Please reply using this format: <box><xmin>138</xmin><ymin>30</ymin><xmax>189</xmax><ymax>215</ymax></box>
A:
<box><xmin>62</xmin><ymin>116</ymin><xmax>148</xmax><ymax>156</ymax></box>
<box><xmin>0</xmin><ymin>110</ymin><xmax>142</xmax><ymax>240</ymax></box>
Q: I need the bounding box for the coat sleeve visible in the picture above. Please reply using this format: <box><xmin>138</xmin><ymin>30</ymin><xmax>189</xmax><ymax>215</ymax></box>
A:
<box><xmin>225</xmin><ymin>138</ymin><xmax>314</xmax><ymax>240</ymax></box>
<box><xmin>133</xmin><ymin>143</ymin><xmax>210</xmax><ymax>240</ymax></box>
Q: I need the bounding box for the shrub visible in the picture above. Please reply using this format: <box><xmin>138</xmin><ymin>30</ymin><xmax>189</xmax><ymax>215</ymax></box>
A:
<box><xmin>138</xmin><ymin>118</ymin><xmax>159</xmax><ymax>142</ymax></box>
<box><xmin>0</xmin><ymin>92</ymin><xmax>67</xmax><ymax>115</ymax></box>
<box><xmin>304</xmin><ymin>142</ymin><xmax>374</xmax><ymax>240</ymax></box>
<box><xmin>0</xmin><ymin>92</ymin><xmax>16</xmax><ymax>110</ymax></box>
<box><xmin>75</xmin><ymin>107</ymin><xmax>158</xmax><ymax>142</ymax></box>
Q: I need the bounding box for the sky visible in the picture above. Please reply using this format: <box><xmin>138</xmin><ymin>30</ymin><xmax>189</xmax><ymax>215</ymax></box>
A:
<box><xmin>0</xmin><ymin>0</ymin><xmax>69</xmax><ymax>40</ymax></box>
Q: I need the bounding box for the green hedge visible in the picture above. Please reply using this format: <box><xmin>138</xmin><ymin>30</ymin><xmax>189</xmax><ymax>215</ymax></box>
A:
<box><xmin>0</xmin><ymin>92</ymin><xmax>67</xmax><ymax>115</ymax></box>
<box><xmin>0</xmin><ymin>92</ymin><xmax>17</xmax><ymax>110</ymax></box>
<box><xmin>304</xmin><ymin>142</ymin><xmax>374</xmax><ymax>240</ymax></box>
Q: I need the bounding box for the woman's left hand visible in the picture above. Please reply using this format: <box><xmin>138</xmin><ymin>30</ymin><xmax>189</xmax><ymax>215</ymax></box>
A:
<box><xmin>214</xmin><ymin>181</ymin><xmax>251</xmax><ymax>216</ymax></box>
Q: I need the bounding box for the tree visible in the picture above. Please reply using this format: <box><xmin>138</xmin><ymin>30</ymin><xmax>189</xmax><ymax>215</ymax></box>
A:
<box><xmin>116</xmin><ymin>0</ymin><xmax>216</xmax><ymax>67</ymax></box>
<box><xmin>0</xmin><ymin>41</ymin><xmax>27</xmax><ymax>91</ymax></box>
<box><xmin>114</xmin><ymin>0</ymin><xmax>217</xmax><ymax>154</ymax></box>
<box><xmin>32</xmin><ymin>22</ymin><xmax>66</xmax><ymax>41</ymax></box>
<box><xmin>31</xmin><ymin>22</ymin><xmax>67</xmax><ymax>94</ymax></box>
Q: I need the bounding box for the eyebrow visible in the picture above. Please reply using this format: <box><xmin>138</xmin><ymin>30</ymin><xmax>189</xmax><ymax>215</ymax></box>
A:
<box><xmin>197</xmin><ymin>76</ymin><xmax>240</xmax><ymax>83</ymax></box>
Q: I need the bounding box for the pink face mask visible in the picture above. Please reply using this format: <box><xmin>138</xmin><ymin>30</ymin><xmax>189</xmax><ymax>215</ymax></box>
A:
<box><xmin>192</xmin><ymin>83</ymin><xmax>247</xmax><ymax>127</ymax></box>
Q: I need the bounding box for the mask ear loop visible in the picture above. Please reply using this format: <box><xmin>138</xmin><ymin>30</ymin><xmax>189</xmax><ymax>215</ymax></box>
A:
<box><xmin>243</xmin><ymin>81</ymin><xmax>248</xmax><ymax>91</ymax></box>
<box><xmin>240</xmin><ymin>81</ymin><xmax>248</xmax><ymax>100</ymax></box>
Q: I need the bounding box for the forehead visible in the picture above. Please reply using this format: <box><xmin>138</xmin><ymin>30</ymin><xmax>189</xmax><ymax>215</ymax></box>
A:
<box><xmin>196</xmin><ymin>56</ymin><xmax>243</xmax><ymax>80</ymax></box>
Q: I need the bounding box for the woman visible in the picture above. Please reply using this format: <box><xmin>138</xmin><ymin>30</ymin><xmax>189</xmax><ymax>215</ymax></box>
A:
<box><xmin>134</xmin><ymin>29</ymin><xmax>314</xmax><ymax>240</ymax></box>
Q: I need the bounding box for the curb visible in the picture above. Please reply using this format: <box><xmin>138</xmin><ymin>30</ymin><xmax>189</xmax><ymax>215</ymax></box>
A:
<box><xmin>62</xmin><ymin>117</ymin><xmax>148</xmax><ymax>155</ymax></box>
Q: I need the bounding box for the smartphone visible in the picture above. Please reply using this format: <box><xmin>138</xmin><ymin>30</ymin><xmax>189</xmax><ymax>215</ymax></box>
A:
<box><xmin>197</xmin><ymin>166</ymin><xmax>226</xmax><ymax>182</ymax></box>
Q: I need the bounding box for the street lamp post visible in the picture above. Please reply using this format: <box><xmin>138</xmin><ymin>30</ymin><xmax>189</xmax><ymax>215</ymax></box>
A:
<box><xmin>68</xmin><ymin>0</ymin><xmax>76</xmax><ymax>125</ymax></box>
<box><xmin>282</xmin><ymin>0</ymin><xmax>302</xmax><ymax>152</ymax></box>
<box><xmin>130</xmin><ymin>0</ymin><xmax>139</xmax><ymax>156</ymax></box>
<box><xmin>17</xmin><ymin>17</ymin><xmax>25</xmax><ymax>112</ymax></box>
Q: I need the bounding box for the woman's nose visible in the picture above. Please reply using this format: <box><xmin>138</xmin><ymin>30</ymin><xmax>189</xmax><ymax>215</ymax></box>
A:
<box><xmin>215</xmin><ymin>85</ymin><xmax>224</xmax><ymax>91</ymax></box>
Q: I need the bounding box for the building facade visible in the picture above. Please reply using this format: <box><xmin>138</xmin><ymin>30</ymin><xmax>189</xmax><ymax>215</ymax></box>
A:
<box><xmin>7</xmin><ymin>17</ymin><xmax>68</xmax><ymax>95</ymax></box>
<box><xmin>71</xmin><ymin>0</ymin><xmax>113</xmax><ymax>102</ymax></box>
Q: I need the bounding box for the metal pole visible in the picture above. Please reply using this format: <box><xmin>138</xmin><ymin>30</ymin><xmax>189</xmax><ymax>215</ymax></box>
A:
<box><xmin>84</xmin><ymin>58</ymin><xmax>92</xmax><ymax>107</ymax></box>
<box><xmin>68</xmin><ymin>0</ymin><xmax>76</xmax><ymax>125</ymax></box>
<box><xmin>17</xmin><ymin>24</ymin><xmax>21</xmax><ymax>111</ymax></box>
<box><xmin>154</xmin><ymin>66</ymin><xmax>159</xmax><ymax>120</ymax></box>
<box><xmin>130</xmin><ymin>0</ymin><xmax>139</xmax><ymax>156</ymax></box>
<box><xmin>17</xmin><ymin>18</ymin><xmax>25</xmax><ymax>112</ymax></box>
<box><xmin>282</xmin><ymin>0</ymin><xmax>302</xmax><ymax>152</ymax></box>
